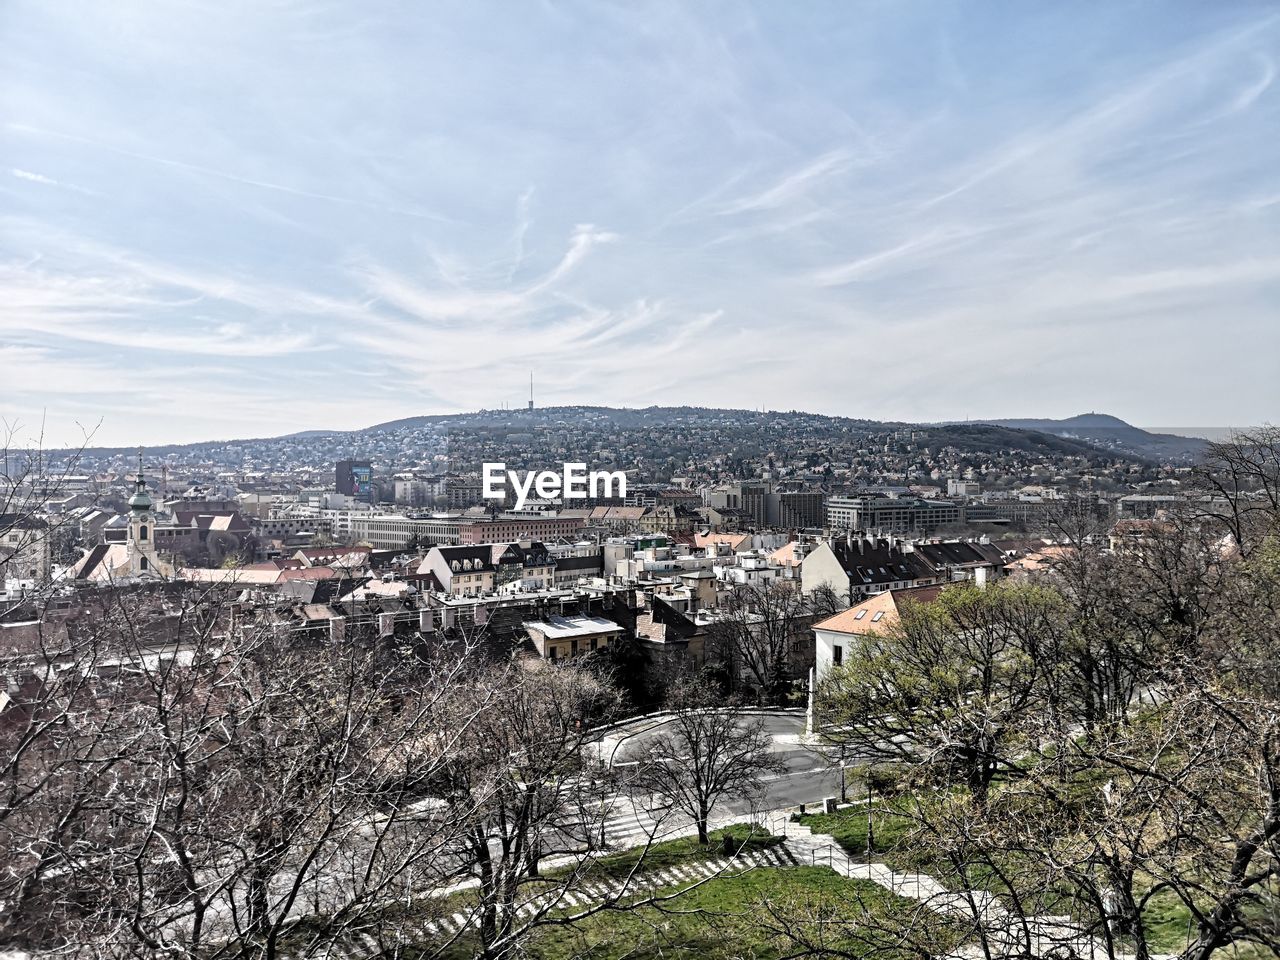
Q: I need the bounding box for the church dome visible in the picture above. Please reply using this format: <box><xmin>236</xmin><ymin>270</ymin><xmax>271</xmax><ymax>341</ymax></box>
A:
<box><xmin>129</xmin><ymin>485</ymin><xmax>153</xmax><ymax>512</ymax></box>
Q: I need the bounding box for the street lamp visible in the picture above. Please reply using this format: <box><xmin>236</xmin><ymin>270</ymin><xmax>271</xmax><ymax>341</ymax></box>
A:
<box><xmin>866</xmin><ymin>775</ymin><xmax>874</xmax><ymax>861</ymax></box>
<box><xmin>838</xmin><ymin>744</ymin><xmax>847</xmax><ymax>804</ymax></box>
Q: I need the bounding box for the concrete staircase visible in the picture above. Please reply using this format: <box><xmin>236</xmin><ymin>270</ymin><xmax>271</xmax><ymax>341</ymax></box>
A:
<box><xmin>316</xmin><ymin>841</ymin><xmax>796</xmax><ymax>958</ymax></box>
<box><xmin>766</xmin><ymin>812</ymin><xmax>1174</xmax><ymax>960</ymax></box>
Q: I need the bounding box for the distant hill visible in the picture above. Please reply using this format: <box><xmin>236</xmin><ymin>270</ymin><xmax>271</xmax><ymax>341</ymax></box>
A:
<box><xmin>356</xmin><ymin>406</ymin><xmax>1143</xmax><ymax>466</ymax></box>
<box><xmin>41</xmin><ymin>405</ymin><xmax>1167</xmax><ymax>470</ymax></box>
<box><xmin>976</xmin><ymin>414</ymin><xmax>1208</xmax><ymax>462</ymax></box>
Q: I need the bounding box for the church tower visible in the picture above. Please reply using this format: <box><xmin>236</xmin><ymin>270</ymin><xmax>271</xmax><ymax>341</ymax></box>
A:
<box><xmin>126</xmin><ymin>450</ymin><xmax>162</xmax><ymax>576</ymax></box>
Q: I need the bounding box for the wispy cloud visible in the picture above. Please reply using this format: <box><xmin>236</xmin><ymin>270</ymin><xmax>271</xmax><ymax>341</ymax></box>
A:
<box><xmin>1</xmin><ymin>1</ymin><xmax>1277</xmax><ymax>443</ymax></box>
<box><xmin>1228</xmin><ymin>54</ymin><xmax>1275</xmax><ymax>113</ymax></box>
<box><xmin>10</xmin><ymin>167</ymin><xmax>96</xmax><ymax>195</ymax></box>
<box><xmin>812</xmin><ymin>226</ymin><xmax>992</xmax><ymax>286</ymax></box>
<box><xmin>717</xmin><ymin>150</ymin><xmax>854</xmax><ymax>215</ymax></box>
<box><xmin>8</xmin><ymin>124</ymin><xmax>455</xmax><ymax>222</ymax></box>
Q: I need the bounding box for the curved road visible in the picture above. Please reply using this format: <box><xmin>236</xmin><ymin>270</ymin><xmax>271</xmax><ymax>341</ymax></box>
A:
<box><xmin>596</xmin><ymin>712</ymin><xmax>850</xmax><ymax>848</ymax></box>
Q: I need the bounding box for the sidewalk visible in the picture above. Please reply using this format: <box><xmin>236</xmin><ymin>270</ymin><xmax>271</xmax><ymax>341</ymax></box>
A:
<box><xmin>772</xmin><ymin>813</ymin><xmax>1179</xmax><ymax>960</ymax></box>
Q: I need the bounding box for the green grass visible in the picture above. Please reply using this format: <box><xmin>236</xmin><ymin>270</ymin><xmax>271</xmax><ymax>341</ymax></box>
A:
<box><xmin>434</xmin><ymin>866</ymin><xmax>963</xmax><ymax>959</ymax></box>
<box><xmin>795</xmin><ymin>804</ymin><xmax>1270</xmax><ymax>960</ymax></box>
<box><xmin>1136</xmin><ymin>888</ymin><xmax>1270</xmax><ymax>959</ymax></box>
<box><xmin>796</xmin><ymin>799</ymin><xmax>915</xmax><ymax>861</ymax></box>
<box><xmin>1140</xmin><ymin>888</ymin><xmax>1195</xmax><ymax>953</ymax></box>
<box><xmin>560</xmin><ymin>823</ymin><xmax>784</xmax><ymax>883</ymax></box>
<box><xmin>413</xmin><ymin>825</ymin><xmax>783</xmax><ymax>932</ymax></box>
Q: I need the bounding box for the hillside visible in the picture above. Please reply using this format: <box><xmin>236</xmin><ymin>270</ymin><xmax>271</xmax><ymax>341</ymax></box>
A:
<box><xmin>39</xmin><ymin>406</ymin><xmax>1158</xmax><ymax>475</ymax></box>
<box><xmin>976</xmin><ymin>414</ymin><xmax>1207</xmax><ymax>462</ymax></box>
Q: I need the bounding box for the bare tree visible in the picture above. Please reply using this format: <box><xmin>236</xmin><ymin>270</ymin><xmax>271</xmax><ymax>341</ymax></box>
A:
<box><xmin>426</xmin><ymin>658</ymin><xmax>625</xmax><ymax>958</ymax></box>
<box><xmin>0</xmin><ymin>417</ymin><xmax>97</xmax><ymax>609</ymax></box>
<box><xmin>706</xmin><ymin>580</ymin><xmax>815</xmax><ymax>702</ymax></box>
<box><xmin>633</xmin><ymin>675</ymin><xmax>786</xmax><ymax>844</ymax></box>
<box><xmin>1196</xmin><ymin>425</ymin><xmax>1280</xmax><ymax>557</ymax></box>
<box><xmin>1</xmin><ymin>585</ymin><xmax>486</xmax><ymax>958</ymax></box>
<box><xmin>807</xmin><ymin>582</ymin><xmax>845</xmax><ymax>621</ymax></box>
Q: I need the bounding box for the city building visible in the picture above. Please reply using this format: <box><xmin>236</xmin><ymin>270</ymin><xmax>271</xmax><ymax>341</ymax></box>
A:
<box><xmin>523</xmin><ymin>614</ymin><xmax>622</xmax><ymax>660</ymax></box>
<box><xmin>348</xmin><ymin>513</ymin><xmax>465</xmax><ymax>549</ymax></box>
<box><xmin>0</xmin><ymin>514</ymin><xmax>51</xmax><ymax>588</ymax></box>
<box><xmin>335</xmin><ymin>459</ymin><xmax>374</xmax><ymax>504</ymax></box>
<box><xmin>826</xmin><ymin>496</ymin><xmax>963</xmax><ymax>534</ymax></box>
<box><xmin>71</xmin><ymin>463</ymin><xmax>175</xmax><ymax>581</ymax></box>
<box><xmin>420</xmin><ymin>541</ymin><xmax>556</xmax><ymax>596</ymax></box>
<box><xmin>457</xmin><ymin>514</ymin><xmax>586</xmax><ymax>544</ymax></box>
<box><xmin>800</xmin><ymin>533</ymin><xmax>934</xmax><ymax>603</ymax></box>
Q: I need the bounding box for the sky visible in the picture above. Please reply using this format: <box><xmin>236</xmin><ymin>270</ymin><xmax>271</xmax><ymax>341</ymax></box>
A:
<box><xmin>2</xmin><ymin>1</ymin><xmax>1278</xmax><ymax>448</ymax></box>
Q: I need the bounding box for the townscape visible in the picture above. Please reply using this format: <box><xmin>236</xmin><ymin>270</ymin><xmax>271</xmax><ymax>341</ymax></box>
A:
<box><xmin>4</xmin><ymin>2</ymin><xmax>1278</xmax><ymax>958</ymax></box>
<box><xmin>2</xmin><ymin>409</ymin><xmax>1278</xmax><ymax>959</ymax></box>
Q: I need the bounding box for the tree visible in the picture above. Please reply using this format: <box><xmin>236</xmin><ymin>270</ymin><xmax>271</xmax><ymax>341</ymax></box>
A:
<box><xmin>1</xmin><ymin>418</ymin><xmax>95</xmax><ymax>607</ymax></box>
<box><xmin>633</xmin><ymin>675</ymin><xmax>786</xmax><ymax>844</ymax></box>
<box><xmin>776</xmin><ymin>436</ymin><xmax>1280</xmax><ymax>960</ymax></box>
<box><xmin>1</xmin><ymin>586</ymin><xmax>483</xmax><ymax>958</ymax></box>
<box><xmin>807</xmin><ymin>583</ymin><xmax>845</xmax><ymax>622</ymax></box>
<box><xmin>1196</xmin><ymin>426</ymin><xmax>1280</xmax><ymax>558</ymax></box>
<box><xmin>431</xmin><ymin>659</ymin><xmax>624</xmax><ymax>958</ymax></box>
<box><xmin>818</xmin><ymin>582</ymin><xmax>1058</xmax><ymax>805</ymax></box>
<box><xmin>706</xmin><ymin>580</ymin><xmax>815</xmax><ymax>702</ymax></box>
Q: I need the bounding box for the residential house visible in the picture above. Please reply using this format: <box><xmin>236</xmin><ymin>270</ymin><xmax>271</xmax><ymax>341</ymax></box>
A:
<box><xmin>420</xmin><ymin>541</ymin><xmax>555</xmax><ymax>596</ymax></box>
<box><xmin>813</xmin><ymin>585</ymin><xmax>944</xmax><ymax>679</ymax></box>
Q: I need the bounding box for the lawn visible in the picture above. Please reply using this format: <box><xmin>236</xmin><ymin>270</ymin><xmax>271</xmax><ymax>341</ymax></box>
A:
<box><xmin>796</xmin><ymin>799</ymin><xmax>1273</xmax><ymax>960</ymax></box>
<box><xmin>388</xmin><ymin>825</ymin><xmax>784</xmax><ymax>944</ymax></box>
<box><xmin>796</xmin><ymin>799</ymin><xmax>915</xmax><ymax>862</ymax></box>
<box><xmin>562</xmin><ymin>823</ymin><xmax>784</xmax><ymax>883</ymax></box>
<box><xmin>434</xmin><ymin>866</ymin><xmax>963</xmax><ymax>960</ymax></box>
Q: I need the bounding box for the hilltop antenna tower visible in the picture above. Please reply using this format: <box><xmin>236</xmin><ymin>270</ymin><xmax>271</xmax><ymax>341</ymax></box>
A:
<box><xmin>528</xmin><ymin>371</ymin><xmax>534</xmax><ymax>413</ymax></box>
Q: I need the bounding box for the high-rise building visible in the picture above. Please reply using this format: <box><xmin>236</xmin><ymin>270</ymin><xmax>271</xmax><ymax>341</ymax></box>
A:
<box><xmin>336</xmin><ymin>459</ymin><xmax>374</xmax><ymax>503</ymax></box>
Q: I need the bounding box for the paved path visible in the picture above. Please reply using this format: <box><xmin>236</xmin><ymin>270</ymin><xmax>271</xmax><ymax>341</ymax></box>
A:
<box><xmin>771</xmin><ymin>813</ymin><xmax>1178</xmax><ymax>960</ymax></box>
<box><xmin>280</xmin><ymin>801</ymin><xmax>1183</xmax><ymax>960</ymax></box>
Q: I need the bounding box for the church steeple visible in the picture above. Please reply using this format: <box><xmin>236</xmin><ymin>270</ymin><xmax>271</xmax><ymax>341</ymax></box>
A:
<box><xmin>125</xmin><ymin>448</ymin><xmax>163</xmax><ymax>576</ymax></box>
<box><xmin>128</xmin><ymin>447</ymin><xmax>153</xmax><ymax>513</ymax></box>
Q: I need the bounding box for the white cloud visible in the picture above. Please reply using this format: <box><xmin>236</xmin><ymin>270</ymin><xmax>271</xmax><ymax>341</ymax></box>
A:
<box><xmin>10</xmin><ymin>167</ymin><xmax>95</xmax><ymax>195</ymax></box>
<box><xmin>1</xmin><ymin>1</ymin><xmax>1277</xmax><ymax>438</ymax></box>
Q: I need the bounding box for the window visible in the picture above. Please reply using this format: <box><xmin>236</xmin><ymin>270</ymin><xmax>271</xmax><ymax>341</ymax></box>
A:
<box><xmin>853</xmin><ymin>609</ymin><xmax>866</xmax><ymax>620</ymax></box>
<box><xmin>139</xmin><ymin>524</ymin><xmax>148</xmax><ymax>541</ymax></box>
<box><xmin>833</xmin><ymin>644</ymin><xmax>843</xmax><ymax>666</ymax></box>
<box><xmin>140</xmin><ymin>556</ymin><xmax>149</xmax><ymax>571</ymax></box>
<box><xmin>548</xmin><ymin>645</ymin><xmax>558</xmax><ymax>660</ymax></box>
<box><xmin>871</xmin><ymin>611</ymin><xmax>884</xmax><ymax>622</ymax></box>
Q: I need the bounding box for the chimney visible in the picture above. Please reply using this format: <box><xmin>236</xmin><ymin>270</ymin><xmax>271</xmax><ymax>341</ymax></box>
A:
<box><xmin>419</xmin><ymin>608</ymin><xmax>435</xmax><ymax>632</ymax></box>
<box><xmin>329</xmin><ymin>616</ymin><xmax>346</xmax><ymax>643</ymax></box>
<box><xmin>378</xmin><ymin>612</ymin><xmax>395</xmax><ymax>637</ymax></box>
<box><xmin>975</xmin><ymin>566</ymin><xmax>988</xmax><ymax>590</ymax></box>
